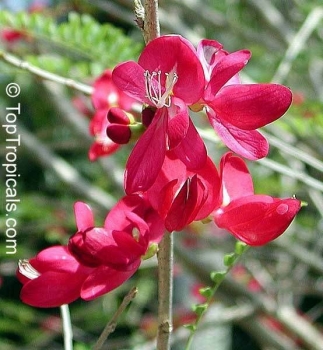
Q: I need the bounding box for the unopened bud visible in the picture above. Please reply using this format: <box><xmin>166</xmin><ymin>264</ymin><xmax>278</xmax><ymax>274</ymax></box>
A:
<box><xmin>107</xmin><ymin>107</ymin><xmax>131</xmax><ymax>125</ymax></box>
<box><xmin>106</xmin><ymin>124</ymin><xmax>131</xmax><ymax>144</ymax></box>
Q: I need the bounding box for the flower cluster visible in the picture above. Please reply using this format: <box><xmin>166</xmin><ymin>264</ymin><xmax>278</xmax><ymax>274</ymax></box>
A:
<box><xmin>18</xmin><ymin>35</ymin><xmax>301</xmax><ymax>307</ymax></box>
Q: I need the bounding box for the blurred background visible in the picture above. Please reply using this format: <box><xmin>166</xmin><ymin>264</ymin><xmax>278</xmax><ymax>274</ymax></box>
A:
<box><xmin>0</xmin><ymin>0</ymin><xmax>323</xmax><ymax>349</ymax></box>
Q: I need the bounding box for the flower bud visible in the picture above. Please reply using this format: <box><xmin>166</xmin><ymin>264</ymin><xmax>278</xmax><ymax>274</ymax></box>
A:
<box><xmin>106</xmin><ymin>124</ymin><xmax>131</xmax><ymax>144</ymax></box>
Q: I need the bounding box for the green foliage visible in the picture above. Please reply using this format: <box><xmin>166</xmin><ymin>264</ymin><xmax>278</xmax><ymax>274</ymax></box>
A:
<box><xmin>0</xmin><ymin>11</ymin><xmax>142</xmax><ymax>78</ymax></box>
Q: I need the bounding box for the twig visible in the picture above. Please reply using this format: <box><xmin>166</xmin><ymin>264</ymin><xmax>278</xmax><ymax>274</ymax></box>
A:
<box><xmin>143</xmin><ymin>0</ymin><xmax>160</xmax><ymax>43</ymax></box>
<box><xmin>157</xmin><ymin>233</ymin><xmax>174</xmax><ymax>350</ymax></box>
<box><xmin>272</xmin><ymin>6</ymin><xmax>323</xmax><ymax>83</ymax></box>
<box><xmin>93</xmin><ymin>287</ymin><xmax>138</xmax><ymax>350</ymax></box>
<box><xmin>0</xmin><ymin>50</ymin><xmax>93</xmax><ymax>95</ymax></box>
<box><xmin>60</xmin><ymin>304</ymin><xmax>73</xmax><ymax>350</ymax></box>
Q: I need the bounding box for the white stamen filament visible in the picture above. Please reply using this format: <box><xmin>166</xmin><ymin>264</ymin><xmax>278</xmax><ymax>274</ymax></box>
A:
<box><xmin>18</xmin><ymin>259</ymin><xmax>41</xmax><ymax>280</ymax></box>
<box><xmin>144</xmin><ymin>70</ymin><xmax>178</xmax><ymax>108</ymax></box>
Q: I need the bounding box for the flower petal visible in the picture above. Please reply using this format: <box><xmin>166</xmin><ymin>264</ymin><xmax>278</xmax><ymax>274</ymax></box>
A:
<box><xmin>205</xmin><ymin>50</ymin><xmax>251</xmax><ymax>99</ymax></box>
<box><xmin>167</xmin><ymin>98</ymin><xmax>190</xmax><ymax>149</ymax></box>
<box><xmin>219</xmin><ymin>152</ymin><xmax>254</xmax><ymax>204</ymax></box>
<box><xmin>138</xmin><ymin>35</ymin><xmax>205</xmax><ymax>104</ymax></box>
<box><xmin>207</xmin><ymin>109</ymin><xmax>269</xmax><ymax>160</ymax></box>
<box><xmin>81</xmin><ymin>264</ymin><xmax>139</xmax><ymax>300</ymax></box>
<box><xmin>172</xmin><ymin>118</ymin><xmax>207</xmax><ymax>170</ymax></box>
<box><xmin>20</xmin><ymin>271</ymin><xmax>86</xmax><ymax>307</ymax></box>
<box><xmin>125</xmin><ymin>109</ymin><xmax>168</xmax><ymax>194</ymax></box>
<box><xmin>35</xmin><ymin>246</ymin><xmax>81</xmax><ymax>273</ymax></box>
<box><xmin>112</xmin><ymin>61</ymin><xmax>151</xmax><ymax>104</ymax></box>
<box><xmin>214</xmin><ymin>195</ymin><xmax>301</xmax><ymax>246</ymax></box>
<box><xmin>74</xmin><ymin>202</ymin><xmax>94</xmax><ymax>231</ymax></box>
<box><xmin>211</xmin><ymin>84</ymin><xmax>292</xmax><ymax>129</ymax></box>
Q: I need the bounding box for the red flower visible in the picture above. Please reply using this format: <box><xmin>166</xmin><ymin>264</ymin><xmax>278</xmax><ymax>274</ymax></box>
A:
<box><xmin>17</xmin><ymin>196</ymin><xmax>164</xmax><ymax>307</ymax></box>
<box><xmin>196</xmin><ymin>39</ymin><xmax>292</xmax><ymax>160</ymax></box>
<box><xmin>112</xmin><ymin>35</ymin><xmax>207</xmax><ymax>193</ymax></box>
<box><xmin>212</xmin><ymin>153</ymin><xmax>301</xmax><ymax>245</ymax></box>
<box><xmin>147</xmin><ymin>151</ymin><xmax>220</xmax><ymax>232</ymax></box>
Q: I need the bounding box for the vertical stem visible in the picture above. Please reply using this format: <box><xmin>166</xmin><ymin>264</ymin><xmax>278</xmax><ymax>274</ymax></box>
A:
<box><xmin>144</xmin><ymin>0</ymin><xmax>160</xmax><ymax>42</ymax></box>
<box><xmin>137</xmin><ymin>0</ymin><xmax>173</xmax><ymax>348</ymax></box>
<box><xmin>157</xmin><ymin>232</ymin><xmax>174</xmax><ymax>350</ymax></box>
<box><xmin>60</xmin><ymin>304</ymin><xmax>73</xmax><ymax>350</ymax></box>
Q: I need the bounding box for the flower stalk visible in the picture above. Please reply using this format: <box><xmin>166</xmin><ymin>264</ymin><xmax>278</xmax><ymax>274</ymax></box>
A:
<box><xmin>60</xmin><ymin>304</ymin><xmax>73</xmax><ymax>350</ymax></box>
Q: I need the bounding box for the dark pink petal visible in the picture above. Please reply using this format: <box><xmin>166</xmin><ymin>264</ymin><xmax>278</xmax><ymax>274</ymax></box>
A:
<box><xmin>105</xmin><ymin>194</ymin><xmax>165</xmax><ymax>244</ymax></box>
<box><xmin>219</xmin><ymin>152</ymin><xmax>254</xmax><ymax>203</ymax></box>
<box><xmin>207</xmin><ymin>109</ymin><xmax>269</xmax><ymax>160</ymax></box>
<box><xmin>205</xmin><ymin>50</ymin><xmax>251</xmax><ymax>100</ymax></box>
<box><xmin>74</xmin><ymin>202</ymin><xmax>94</xmax><ymax>231</ymax></box>
<box><xmin>164</xmin><ymin>176</ymin><xmax>206</xmax><ymax>232</ymax></box>
<box><xmin>81</xmin><ymin>264</ymin><xmax>139</xmax><ymax>300</ymax></box>
<box><xmin>92</xmin><ymin>69</ymin><xmax>136</xmax><ymax>110</ymax></box>
<box><xmin>112</xmin><ymin>61</ymin><xmax>151</xmax><ymax>104</ymax></box>
<box><xmin>197</xmin><ymin>39</ymin><xmax>224</xmax><ymax>75</ymax></box>
<box><xmin>194</xmin><ymin>157</ymin><xmax>221</xmax><ymax>220</ymax></box>
<box><xmin>125</xmin><ymin>109</ymin><xmax>168</xmax><ymax>194</ymax></box>
<box><xmin>20</xmin><ymin>271</ymin><xmax>86</xmax><ymax>307</ymax></box>
<box><xmin>138</xmin><ymin>35</ymin><xmax>205</xmax><ymax>104</ymax></box>
<box><xmin>172</xmin><ymin>118</ymin><xmax>207</xmax><ymax>170</ymax></box>
<box><xmin>167</xmin><ymin>98</ymin><xmax>190</xmax><ymax>148</ymax></box>
<box><xmin>211</xmin><ymin>84</ymin><xmax>292</xmax><ymax>130</ymax></box>
<box><xmin>35</xmin><ymin>246</ymin><xmax>81</xmax><ymax>273</ymax></box>
<box><xmin>214</xmin><ymin>195</ymin><xmax>301</xmax><ymax>246</ymax></box>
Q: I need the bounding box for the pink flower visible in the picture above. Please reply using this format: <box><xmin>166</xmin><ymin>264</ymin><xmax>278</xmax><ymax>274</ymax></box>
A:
<box><xmin>147</xmin><ymin>151</ymin><xmax>220</xmax><ymax>232</ymax></box>
<box><xmin>196</xmin><ymin>39</ymin><xmax>292</xmax><ymax>160</ymax></box>
<box><xmin>88</xmin><ymin>109</ymin><xmax>120</xmax><ymax>161</ymax></box>
<box><xmin>212</xmin><ymin>153</ymin><xmax>301</xmax><ymax>245</ymax></box>
<box><xmin>88</xmin><ymin>69</ymin><xmax>138</xmax><ymax>161</ymax></box>
<box><xmin>112</xmin><ymin>35</ymin><xmax>207</xmax><ymax>194</ymax></box>
<box><xmin>17</xmin><ymin>196</ymin><xmax>164</xmax><ymax>307</ymax></box>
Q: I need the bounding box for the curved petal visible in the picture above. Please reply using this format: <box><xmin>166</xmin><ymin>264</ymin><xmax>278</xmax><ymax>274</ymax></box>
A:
<box><xmin>193</xmin><ymin>157</ymin><xmax>221</xmax><ymax>220</ymax></box>
<box><xmin>214</xmin><ymin>195</ymin><xmax>301</xmax><ymax>246</ymax></box>
<box><xmin>81</xmin><ymin>264</ymin><xmax>139</xmax><ymax>300</ymax></box>
<box><xmin>138</xmin><ymin>35</ymin><xmax>205</xmax><ymax>104</ymax></box>
<box><xmin>164</xmin><ymin>176</ymin><xmax>206</xmax><ymax>232</ymax></box>
<box><xmin>211</xmin><ymin>84</ymin><xmax>292</xmax><ymax>129</ymax></box>
<box><xmin>74</xmin><ymin>202</ymin><xmax>94</xmax><ymax>231</ymax></box>
<box><xmin>219</xmin><ymin>152</ymin><xmax>254</xmax><ymax>204</ymax></box>
<box><xmin>207</xmin><ymin>109</ymin><xmax>269</xmax><ymax>160</ymax></box>
<box><xmin>20</xmin><ymin>271</ymin><xmax>86</xmax><ymax>307</ymax></box>
<box><xmin>172</xmin><ymin>118</ymin><xmax>207</xmax><ymax>170</ymax></box>
<box><xmin>125</xmin><ymin>109</ymin><xmax>168</xmax><ymax>194</ymax></box>
<box><xmin>197</xmin><ymin>39</ymin><xmax>225</xmax><ymax>79</ymax></box>
<box><xmin>112</xmin><ymin>61</ymin><xmax>151</xmax><ymax>104</ymax></box>
<box><xmin>35</xmin><ymin>246</ymin><xmax>81</xmax><ymax>273</ymax></box>
<box><xmin>167</xmin><ymin>98</ymin><xmax>190</xmax><ymax>148</ymax></box>
<box><xmin>205</xmin><ymin>50</ymin><xmax>251</xmax><ymax>100</ymax></box>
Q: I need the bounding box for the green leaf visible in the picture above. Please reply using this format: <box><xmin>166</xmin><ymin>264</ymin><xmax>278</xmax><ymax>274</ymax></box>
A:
<box><xmin>223</xmin><ymin>252</ymin><xmax>236</xmax><ymax>267</ymax></box>
<box><xmin>192</xmin><ymin>303</ymin><xmax>208</xmax><ymax>316</ymax></box>
<box><xmin>235</xmin><ymin>241</ymin><xmax>248</xmax><ymax>255</ymax></box>
<box><xmin>0</xmin><ymin>10</ymin><xmax>142</xmax><ymax>79</ymax></box>
<box><xmin>184</xmin><ymin>324</ymin><xmax>196</xmax><ymax>331</ymax></box>
<box><xmin>199</xmin><ymin>286</ymin><xmax>213</xmax><ymax>298</ymax></box>
<box><xmin>210</xmin><ymin>271</ymin><xmax>226</xmax><ymax>283</ymax></box>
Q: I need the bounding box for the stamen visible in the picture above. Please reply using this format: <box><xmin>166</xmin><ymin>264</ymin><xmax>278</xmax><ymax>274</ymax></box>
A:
<box><xmin>144</xmin><ymin>70</ymin><xmax>178</xmax><ymax>108</ymax></box>
<box><xmin>18</xmin><ymin>259</ymin><xmax>41</xmax><ymax>280</ymax></box>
